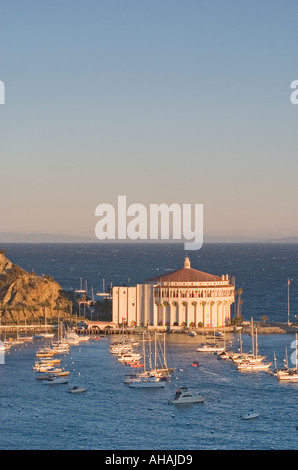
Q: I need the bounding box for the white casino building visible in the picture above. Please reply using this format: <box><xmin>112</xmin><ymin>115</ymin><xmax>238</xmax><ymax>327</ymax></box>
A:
<box><xmin>112</xmin><ymin>257</ymin><xmax>235</xmax><ymax>328</ymax></box>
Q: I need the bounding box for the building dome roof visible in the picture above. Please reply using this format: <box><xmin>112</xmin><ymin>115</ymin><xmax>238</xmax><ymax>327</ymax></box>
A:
<box><xmin>147</xmin><ymin>257</ymin><xmax>224</xmax><ymax>284</ymax></box>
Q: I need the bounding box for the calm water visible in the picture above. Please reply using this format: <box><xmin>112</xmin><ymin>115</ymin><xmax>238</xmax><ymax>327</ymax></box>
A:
<box><xmin>1</xmin><ymin>243</ymin><xmax>298</xmax><ymax>450</ymax></box>
<box><xmin>1</xmin><ymin>332</ymin><xmax>298</xmax><ymax>450</ymax></box>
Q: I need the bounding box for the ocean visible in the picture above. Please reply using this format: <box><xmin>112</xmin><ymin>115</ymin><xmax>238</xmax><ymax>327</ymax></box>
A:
<box><xmin>0</xmin><ymin>242</ymin><xmax>298</xmax><ymax>450</ymax></box>
<box><xmin>1</xmin><ymin>242</ymin><xmax>298</xmax><ymax>323</ymax></box>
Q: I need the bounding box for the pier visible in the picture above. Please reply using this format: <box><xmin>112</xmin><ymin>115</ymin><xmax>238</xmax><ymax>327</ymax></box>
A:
<box><xmin>0</xmin><ymin>324</ymin><xmax>56</xmax><ymax>333</ymax></box>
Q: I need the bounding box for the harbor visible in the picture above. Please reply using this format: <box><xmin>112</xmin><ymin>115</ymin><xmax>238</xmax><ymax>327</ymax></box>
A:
<box><xmin>0</xmin><ymin>242</ymin><xmax>298</xmax><ymax>450</ymax></box>
<box><xmin>2</xmin><ymin>328</ymin><xmax>298</xmax><ymax>450</ymax></box>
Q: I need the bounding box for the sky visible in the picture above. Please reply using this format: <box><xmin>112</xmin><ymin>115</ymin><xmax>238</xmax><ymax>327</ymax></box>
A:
<box><xmin>0</xmin><ymin>0</ymin><xmax>298</xmax><ymax>242</ymax></box>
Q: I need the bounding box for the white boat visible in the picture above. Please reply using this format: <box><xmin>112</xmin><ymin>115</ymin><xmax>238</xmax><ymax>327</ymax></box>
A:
<box><xmin>123</xmin><ymin>373</ymin><xmax>139</xmax><ymax>384</ymax></box>
<box><xmin>277</xmin><ymin>369</ymin><xmax>298</xmax><ymax>381</ymax></box>
<box><xmin>43</xmin><ymin>333</ymin><xmax>55</xmax><ymax>338</ymax></box>
<box><xmin>118</xmin><ymin>353</ymin><xmax>142</xmax><ymax>363</ymax></box>
<box><xmin>237</xmin><ymin>361</ymin><xmax>272</xmax><ymax>371</ymax></box>
<box><xmin>43</xmin><ymin>376</ymin><xmax>69</xmax><ymax>385</ymax></box>
<box><xmin>68</xmin><ymin>386</ymin><xmax>87</xmax><ymax>393</ymax></box>
<box><xmin>241</xmin><ymin>410</ymin><xmax>260</xmax><ymax>420</ymax></box>
<box><xmin>236</xmin><ymin>322</ymin><xmax>271</xmax><ymax>372</ymax></box>
<box><xmin>233</xmin><ymin>354</ymin><xmax>266</xmax><ymax>364</ymax></box>
<box><xmin>50</xmin><ymin>341</ymin><xmax>70</xmax><ymax>353</ymax></box>
<box><xmin>129</xmin><ymin>376</ymin><xmax>166</xmax><ymax>388</ymax></box>
<box><xmin>77</xmin><ymin>335</ymin><xmax>90</xmax><ymax>342</ymax></box>
<box><xmin>196</xmin><ymin>328</ymin><xmax>225</xmax><ymax>353</ymax></box>
<box><xmin>277</xmin><ymin>334</ymin><xmax>298</xmax><ymax>381</ymax></box>
<box><xmin>18</xmin><ymin>336</ymin><xmax>34</xmax><ymax>342</ymax></box>
<box><xmin>65</xmin><ymin>331</ymin><xmax>81</xmax><ymax>344</ymax></box>
<box><xmin>36</xmin><ymin>373</ymin><xmax>56</xmax><ymax>380</ymax></box>
<box><xmin>168</xmin><ymin>386</ymin><xmax>204</xmax><ymax>404</ymax></box>
<box><xmin>196</xmin><ymin>343</ymin><xmax>225</xmax><ymax>353</ymax></box>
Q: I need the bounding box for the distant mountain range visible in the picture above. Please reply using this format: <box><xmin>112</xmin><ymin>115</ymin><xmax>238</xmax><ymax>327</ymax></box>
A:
<box><xmin>271</xmin><ymin>236</ymin><xmax>298</xmax><ymax>243</ymax></box>
<box><xmin>0</xmin><ymin>232</ymin><xmax>298</xmax><ymax>243</ymax></box>
<box><xmin>0</xmin><ymin>232</ymin><xmax>95</xmax><ymax>243</ymax></box>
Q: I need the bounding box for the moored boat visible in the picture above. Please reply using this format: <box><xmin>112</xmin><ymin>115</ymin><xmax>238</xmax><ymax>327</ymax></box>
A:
<box><xmin>128</xmin><ymin>376</ymin><xmax>166</xmax><ymax>388</ymax></box>
<box><xmin>168</xmin><ymin>386</ymin><xmax>204</xmax><ymax>404</ymax></box>
<box><xmin>68</xmin><ymin>386</ymin><xmax>87</xmax><ymax>393</ymax></box>
<box><xmin>241</xmin><ymin>410</ymin><xmax>260</xmax><ymax>420</ymax></box>
<box><xmin>43</xmin><ymin>376</ymin><xmax>69</xmax><ymax>385</ymax></box>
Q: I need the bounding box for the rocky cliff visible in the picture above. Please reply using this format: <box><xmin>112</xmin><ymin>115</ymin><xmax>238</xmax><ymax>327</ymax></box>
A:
<box><xmin>0</xmin><ymin>249</ymin><xmax>72</xmax><ymax>324</ymax></box>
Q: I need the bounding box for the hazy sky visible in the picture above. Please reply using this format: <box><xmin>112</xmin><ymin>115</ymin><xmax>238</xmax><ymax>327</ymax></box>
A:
<box><xmin>0</xmin><ymin>0</ymin><xmax>298</xmax><ymax>241</ymax></box>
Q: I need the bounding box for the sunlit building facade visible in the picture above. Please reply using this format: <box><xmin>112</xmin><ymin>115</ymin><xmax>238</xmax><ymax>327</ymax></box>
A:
<box><xmin>112</xmin><ymin>257</ymin><xmax>235</xmax><ymax>328</ymax></box>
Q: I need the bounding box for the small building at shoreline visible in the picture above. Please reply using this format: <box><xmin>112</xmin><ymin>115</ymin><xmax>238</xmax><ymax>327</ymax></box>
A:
<box><xmin>112</xmin><ymin>257</ymin><xmax>235</xmax><ymax>328</ymax></box>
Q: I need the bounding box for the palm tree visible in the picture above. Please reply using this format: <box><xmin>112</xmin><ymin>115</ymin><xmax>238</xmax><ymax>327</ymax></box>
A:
<box><xmin>236</xmin><ymin>288</ymin><xmax>243</xmax><ymax>319</ymax></box>
<box><xmin>40</xmin><ymin>300</ymin><xmax>51</xmax><ymax>325</ymax></box>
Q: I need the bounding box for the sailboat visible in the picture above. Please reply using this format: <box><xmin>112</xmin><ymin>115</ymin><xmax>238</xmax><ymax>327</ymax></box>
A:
<box><xmin>237</xmin><ymin>320</ymin><xmax>271</xmax><ymax>372</ymax></box>
<box><xmin>277</xmin><ymin>334</ymin><xmax>298</xmax><ymax>381</ymax></box>
<box><xmin>149</xmin><ymin>332</ymin><xmax>174</xmax><ymax>379</ymax></box>
<box><xmin>196</xmin><ymin>328</ymin><xmax>225</xmax><ymax>353</ymax></box>
<box><xmin>127</xmin><ymin>333</ymin><xmax>166</xmax><ymax>388</ymax></box>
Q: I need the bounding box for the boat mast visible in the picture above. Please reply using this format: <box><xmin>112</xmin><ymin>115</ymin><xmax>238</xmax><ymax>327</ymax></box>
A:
<box><xmin>143</xmin><ymin>332</ymin><xmax>146</xmax><ymax>373</ymax></box>
<box><xmin>255</xmin><ymin>326</ymin><xmax>258</xmax><ymax>359</ymax></box>
<box><xmin>251</xmin><ymin>317</ymin><xmax>254</xmax><ymax>357</ymax></box>
<box><xmin>149</xmin><ymin>334</ymin><xmax>152</xmax><ymax>370</ymax></box>
<box><xmin>163</xmin><ymin>333</ymin><xmax>168</xmax><ymax>369</ymax></box>
<box><xmin>288</xmin><ymin>278</ymin><xmax>290</xmax><ymax>326</ymax></box>
<box><xmin>285</xmin><ymin>347</ymin><xmax>288</xmax><ymax>369</ymax></box>
<box><xmin>154</xmin><ymin>332</ymin><xmax>157</xmax><ymax>370</ymax></box>
<box><xmin>273</xmin><ymin>352</ymin><xmax>277</xmax><ymax>371</ymax></box>
<box><xmin>295</xmin><ymin>333</ymin><xmax>298</xmax><ymax>372</ymax></box>
<box><xmin>239</xmin><ymin>329</ymin><xmax>242</xmax><ymax>354</ymax></box>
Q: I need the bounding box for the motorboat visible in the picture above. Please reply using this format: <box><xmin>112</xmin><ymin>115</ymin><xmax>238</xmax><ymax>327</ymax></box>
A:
<box><xmin>118</xmin><ymin>353</ymin><xmax>142</xmax><ymax>363</ymax></box>
<box><xmin>168</xmin><ymin>386</ymin><xmax>204</xmax><ymax>404</ymax></box>
<box><xmin>217</xmin><ymin>351</ymin><xmax>234</xmax><ymax>360</ymax></box>
<box><xmin>277</xmin><ymin>334</ymin><xmax>298</xmax><ymax>381</ymax></box>
<box><xmin>18</xmin><ymin>336</ymin><xmax>34</xmax><ymax>342</ymax></box>
<box><xmin>241</xmin><ymin>410</ymin><xmax>260</xmax><ymax>420</ymax></box>
<box><xmin>68</xmin><ymin>386</ymin><xmax>87</xmax><ymax>393</ymax></box>
<box><xmin>43</xmin><ymin>376</ymin><xmax>69</xmax><ymax>385</ymax></box>
<box><xmin>191</xmin><ymin>360</ymin><xmax>200</xmax><ymax>367</ymax></box>
<box><xmin>196</xmin><ymin>343</ymin><xmax>225</xmax><ymax>353</ymax></box>
<box><xmin>237</xmin><ymin>361</ymin><xmax>272</xmax><ymax>372</ymax></box>
<box><xmin>36</xmin><ymin>352</ymin><xmax>55</xmax><ymax>358</ymax></box>
<box><xmin>36</xmin><ymin>369</ymin><xmax>69</xmax><ymax>378</ymax></box>
<box><xmin>76</xmin><ymin>335</ymin><xmax>90</xmax><ymax>342</ymax></box>
<box><xmin>65</xmin><ymin>331</ymin><xmax>81</xmax><ymax>345</ymax></box>
<box><xmin>36</xmin><ymin>373</ymin><xmax>56</xmax><ymax>381</ymax></box>
<box><xmin>34</xmin><ymin>358</ymin><xmax>61</xmax><ymax>367</ymax></box>
<box><xmin>277</xmin><ymin>369</ymin><xmax>298</xmax><ymax>381</ymax></box>
<box><xmin>123</xmin><ymin>373</ymin><xmax>139</xmax><ymax>384</ymax></box>
<box><xmin>128</xmin><ymin>376</ymin><xmax>166</xmax><ymax>388</ymax></box>
<box><xmin>232</xmin><ymin>354</ymin><xmax>266</xmax><ymax>364</ymax></box>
